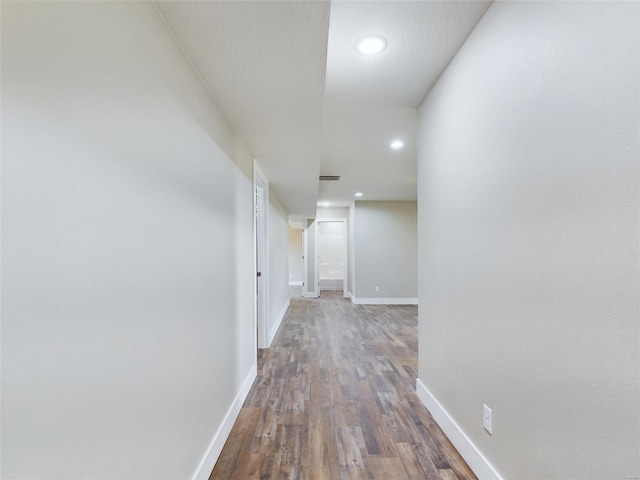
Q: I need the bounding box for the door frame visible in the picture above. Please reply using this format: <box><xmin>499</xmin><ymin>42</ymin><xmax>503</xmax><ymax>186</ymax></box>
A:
<box><xmin>253</xmin><ymin>162</ymin><xmax>269</xmax><ymax>349</ymax></box>
<box><xmin>302</xmin><ymin>225</ymin><xmax>308</xmax><ymax>298</ymax></box>
<box><xmin>314</xmin><ymin>218</ymin><xmax>348</xmax><ymax>298</ymax></box>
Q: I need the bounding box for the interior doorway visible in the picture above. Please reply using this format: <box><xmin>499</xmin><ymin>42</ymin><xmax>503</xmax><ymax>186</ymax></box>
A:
<box><xmin>287</xmin><ymin>224</ymin><xmax>304</xmax><ymax>299</ymax></box>
<box><xmin>254</xmin><ymin>166</ymin><xmax>268</xmax><ymax>349</ymax></box>
<box><xmin>315</xmin><ymin>219</ymin><xmax>347</xmax><ymax>296</ymax></box>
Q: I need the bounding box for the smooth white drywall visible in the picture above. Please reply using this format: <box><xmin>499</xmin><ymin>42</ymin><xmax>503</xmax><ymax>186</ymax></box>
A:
<box><xmin>288</xmin><ymin>227</ymin><xmax>303</xmax><ymax>284</ymax></box>
<box><xmin>417</xmin><ymin>1</ymin><xmax>639</xmax><ymax>479</ymax></box>
<box><xmin>354</xmin><ymin>201</ymin><xmax>418</xmax><ymax>299</ymax></box>
<box><xmin>1</xmin><ymin>2</ymin><xmax>255</xmax><ymax>479</ymax></box>
<box><xmin>316</xmin><ymin>206</ymin><xmax>349</xmax><ymax>220</ymax></box>
<box><xmin>268</xmin><ymin>189</ymin><xmax>290</xmax><ymax>339</ymax></box>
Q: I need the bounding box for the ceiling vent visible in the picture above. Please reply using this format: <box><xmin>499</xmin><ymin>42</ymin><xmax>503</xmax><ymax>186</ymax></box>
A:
<box><xmin>319</xmin><ymin>175</ymin><xmax>341</xmax><ymax>181</ymax></box>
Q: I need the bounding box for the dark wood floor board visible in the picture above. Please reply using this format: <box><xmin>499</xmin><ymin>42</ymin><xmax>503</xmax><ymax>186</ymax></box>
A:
<box><xmin>210</xmin><ymin>292</ymin><xmax>475</xmax><ymax>480</ymax></box>
<box><xmin>366</xmin><ymin>457</ymin><xmax>409</xmax><ymax>480</ymax></box>
<box><xmin>438</xmin><ymin>469</ymin><xmax>459</xmax><ymax>480</ymax></box>
<box><xmin>242</xmin><ymin>453</ymin><xmax>265</xmax><ymax>480</ymax></box>
<box><xmin>214</xmin><ymin>407</ymin><xmax>262</xmax><ymax>479</ymax></box>
<box><xmin>396</xmin><ymin>442</ymin><xmax>431</xmax><ymax>479</ymax></box>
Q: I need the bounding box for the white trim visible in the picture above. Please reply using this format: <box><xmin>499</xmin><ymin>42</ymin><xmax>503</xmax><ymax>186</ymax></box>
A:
<box><xmin>254</xmin><ymin>162</ymin><xmax>269</xmax><ymax>349</ymax></box>
<box><xmin>346</xmin><ymin>291</ymin><xmax>356</xmax><ymax>303</ymax></box>
<box><xmin>191</xmin><ymin>364</ymin><xmax>258</xmax><ymax>480</ymax></box>
<box><xmin>288</xmin><ymin>281</ymin><xmax>303</xmax><ymax>286</ymax></box>
<box><xmin>251</xmin><ymin>164</ymin><xmax>259</xmax><ymax>365</ymax></box>
<box><xmin>350</xmin><ymin>297</ymin><xmax>418</xmax><ymax>305</ymax></box>
<box><xmin>303</xmin><ymin>292</ymin><xmax>319</xmax><ymax>298</ymax></box>
<box><xmin>267</xmin><ymin>299</ymin><xmax>290</xmax><ymax>347</ymax></box>
<box><xmin>416</xmin><ymin>379</ymin><xmax>503</xmax><ymax>480</ymax></box>
<box><xmin>348</xmin><ymin>202</ymin><xmax>356</xmax><ymax>301</ymax></box>
<box><xmin>314</xmin><ymin>219</ymin><xmax>319</xmax><ymax>295</ymax></box>
<box><xmin>302</xmin><ymin>226</ymin><xmax>309</xmax><ymax>297</ymax></box>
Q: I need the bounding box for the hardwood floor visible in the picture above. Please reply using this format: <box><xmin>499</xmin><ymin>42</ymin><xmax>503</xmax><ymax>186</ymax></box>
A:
<box><xmin>210</xmin><ymin>292</ymin><xmax>476</xmax><ymax>480</ymax></box>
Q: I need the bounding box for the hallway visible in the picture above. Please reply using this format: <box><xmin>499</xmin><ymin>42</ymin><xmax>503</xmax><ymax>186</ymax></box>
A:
<box><xmin>210</xmin><ymin>293</ymin><xmax>475</xmax><ymax>479</ymax></box>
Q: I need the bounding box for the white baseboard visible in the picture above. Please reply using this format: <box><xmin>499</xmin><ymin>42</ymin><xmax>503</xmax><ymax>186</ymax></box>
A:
<box><xmin>346</xmin><ymin>291</ymin><xmax>355</xmax><ymax>302</ymax></box>
<box><xmin>192</xmin><ymin>364</ymin><xmax>257</xmax><ymax>480</ymax></box>
<box><xmin>267</xmin><ymin>299</ymin><xmax>290</xmax><ymax>346</ymax></box>
<box><xmin>303</xmin><ymin>292</ymin><xmax>318</xmax><ymax>298</ymax></box>
<box><xmin>351</xmin><ymin>297</ymin><xmax>418</xmax><ymax>305</ymax></box>
<box><xmin>416</xmin><ymin>379</ymin><xmax>502</xmax><ymax>480</ymax></box>
<box><xmin>288</xmin><ymin>281</ymin><xmax>303</xmax><ymax>286</ymax></box>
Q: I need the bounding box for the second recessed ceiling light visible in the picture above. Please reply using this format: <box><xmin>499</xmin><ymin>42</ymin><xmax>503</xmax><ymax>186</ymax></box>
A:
<box><xmin>355</xmin><ymin>35</ymin><xmax>387</xmax><ymax>55</ymax></box>
<box><xmin>390</xmin><ymin>139</ymin><xmax>404</xmax><ymax>150</ymax></box>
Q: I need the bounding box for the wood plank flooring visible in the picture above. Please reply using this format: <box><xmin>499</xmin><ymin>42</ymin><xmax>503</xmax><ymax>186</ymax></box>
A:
<box><xmin>210</xmin><ymin>292</ymin><xmax>476</xmax><ymax>480</ymax></box>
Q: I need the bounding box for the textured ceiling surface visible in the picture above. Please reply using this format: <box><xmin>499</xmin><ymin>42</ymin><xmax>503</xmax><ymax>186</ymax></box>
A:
<box><xmin>155</xmin><ymin>1</ymin><xmax>330</xmax><ymax>218</ymax></box>
<box><xmin>325</xmin><ymin>1</ymin><xmax>493</xmax><ymax>107</ymax></box>
<box><xmin>319</xmin><ymin>104</ymin><xmax>418</xmax><ymax>206</ymax></box>
<box><xmin>155</xmin><ymin>1</ymin><xmax>492</xmax><ymax>217</ymax></box>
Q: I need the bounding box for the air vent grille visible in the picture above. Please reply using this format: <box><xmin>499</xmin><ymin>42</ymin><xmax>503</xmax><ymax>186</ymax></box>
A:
<box><xmin>319</xmin><ymin>175</ymin><xmax>341</xmax><ymax>181</ymax></box>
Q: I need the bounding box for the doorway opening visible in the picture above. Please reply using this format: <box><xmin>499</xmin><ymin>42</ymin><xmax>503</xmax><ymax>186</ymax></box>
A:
<box><xmin>287</xmin><ymin>224</ymin><xmax>304</xmax><ymax>300</ymax></box>
<box><xmin>254</xmin><ymin>165</ymin><xmax>269</xmax><ymax>349</ymax></box>
<box><xmin>315</xmin><ymin>219</ymin><xmax>347</xmax><ymax>297</ymax></box>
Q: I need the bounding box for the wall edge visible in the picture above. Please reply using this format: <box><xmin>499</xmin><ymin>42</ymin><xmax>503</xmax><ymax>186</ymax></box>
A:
<box><xmin>191</xmin><ymin>364</ymin><xmax>258</xmax><ymax>480</ymax></box>
<box><xmin>416</xmin><ymin>379</ymin><xmax>503</xmax><ymax>480</ymax></box>
<box><xmin>352</xmin><ymin>297</ymin><xmax>418</xmax><ymax>305</ymax></box>
<box><xmin>267</xmin><ymin>298</ymin><xmax>290</xmax><ymax>347</ymax></box>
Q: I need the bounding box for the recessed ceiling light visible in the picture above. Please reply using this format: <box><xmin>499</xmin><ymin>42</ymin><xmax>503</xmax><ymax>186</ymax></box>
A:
<box><xmin>390</xmin><ymin>139</ymin><xmax>404</xmax><ymax>150</ymax></box>
<box><xmin>355</xmin><ymin>192</ymin><xmax>363</xmax><ymax>197</ymax></box>
<box><xmin>355</xmin><ymin>35</ymin><xmax>387</xmax><ymax>55</ymax></box>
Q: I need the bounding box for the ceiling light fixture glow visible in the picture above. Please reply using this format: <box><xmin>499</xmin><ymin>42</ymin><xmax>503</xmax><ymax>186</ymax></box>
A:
<box><xmin>355</xmin><ymin>192</ymin><xmax>363</xmax><ymax>197</ymax></box>
<box><xmin>355</xmin><ymin>35</ymin><xmax>387</xmax><ymax>55</ymax></box>
<box><xmin>390</xmin><ymin>139</ymin><xmax>404</xmax><ymax>150</ymax></box>
<box><xmin>320</xmin><ymin>202</ymin><xmax>330</xmax><ymax>207</ymax></box>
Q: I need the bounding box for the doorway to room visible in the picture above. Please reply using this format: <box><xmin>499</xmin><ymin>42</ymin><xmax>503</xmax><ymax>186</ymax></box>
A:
<box><xmin>316</xmin><ymin>219</ymin><xmax>347</xmax><ymax>296</ymax></box>
<box><xmin>287</xmin><ymin>224</ymin><xmax>304</xmax><ymax>299</ymax></box>
<box><xmin>254</xmin><ymin>168</ymin><xmax>268</xmax><ymax>349</ymax></box>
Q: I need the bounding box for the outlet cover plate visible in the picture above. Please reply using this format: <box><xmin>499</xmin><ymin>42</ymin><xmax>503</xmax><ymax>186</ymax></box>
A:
<box><xmin>483</xmin><ymin>404</ymin><xmax>492</xmax><ymax>435</ymax></box>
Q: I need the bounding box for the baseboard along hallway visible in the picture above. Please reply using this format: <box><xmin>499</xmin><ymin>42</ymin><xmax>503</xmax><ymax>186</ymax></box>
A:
<box><xmin>210</xmin><ymin>292</ymin><xmax>475</xmax><ymax>479</ymax></box>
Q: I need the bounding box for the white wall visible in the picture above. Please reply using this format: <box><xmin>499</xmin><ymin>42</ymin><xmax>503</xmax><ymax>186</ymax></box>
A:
<box><xmin>353</xmin><ymin>201</ymin><xmax>418</xmax><ymax>302</ymax></box>
<box><xmin>417</xmin><ymin>2</ymin><xmax>639</xmax><ymax>479</ymax></box>
<box><xmin>288</xmin><ymin>227</ymin><xmax>303</xmax><ymax>285</ymax></box>
<box><xmin>1</xmin><ymin>2</ymin><xmax>255</xmax><ymax>479</ymax></box>
<box><xmin>316</xmin><ymin>206</ymin><xmax>349</xmax><ymax>220</ymax></box>
<box><xmin>267</xmin><ymin>189</ymin><xmax>290</xmax><ymax>344</ymax></box>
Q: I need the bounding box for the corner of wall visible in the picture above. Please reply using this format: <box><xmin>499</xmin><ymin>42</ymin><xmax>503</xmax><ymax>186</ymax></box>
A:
<box><xmin>267</xmin><ymin>298</ymin><xmax>290</xmax><ymax>346</ymax></box>
<box><xmin>415</xmin><ymin>379</ymin><xmax>502</xmax><ymax>480</ymax></box>
<box><xmin>191</xmin><ymin>364</ymin><xmax>258</xmax><ymax>480</ymax></box>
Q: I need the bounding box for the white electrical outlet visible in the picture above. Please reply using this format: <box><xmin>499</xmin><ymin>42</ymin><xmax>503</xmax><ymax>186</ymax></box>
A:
<box><xmin>375</xmin><ymin>285</ymin><xmax>380</xmax><ymax>292</ymax></box>
<box><xmin>483</xmin><ymin>404</ymin><xmax>493</xmax><ymax>435</ymax></box>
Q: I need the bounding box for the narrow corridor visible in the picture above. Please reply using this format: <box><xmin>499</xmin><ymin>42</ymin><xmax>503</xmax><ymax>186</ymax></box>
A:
<box><xmin>211</xmin><ymin>293</ymin><xmax>475</xmax><ymax>479</ymax></box>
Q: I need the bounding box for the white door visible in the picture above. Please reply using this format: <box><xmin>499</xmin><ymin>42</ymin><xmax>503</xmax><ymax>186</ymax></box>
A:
<box><xmin>255</xmin><ymin>183</ymin><xmax>267</xmax><ymax>348</ymax></box>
